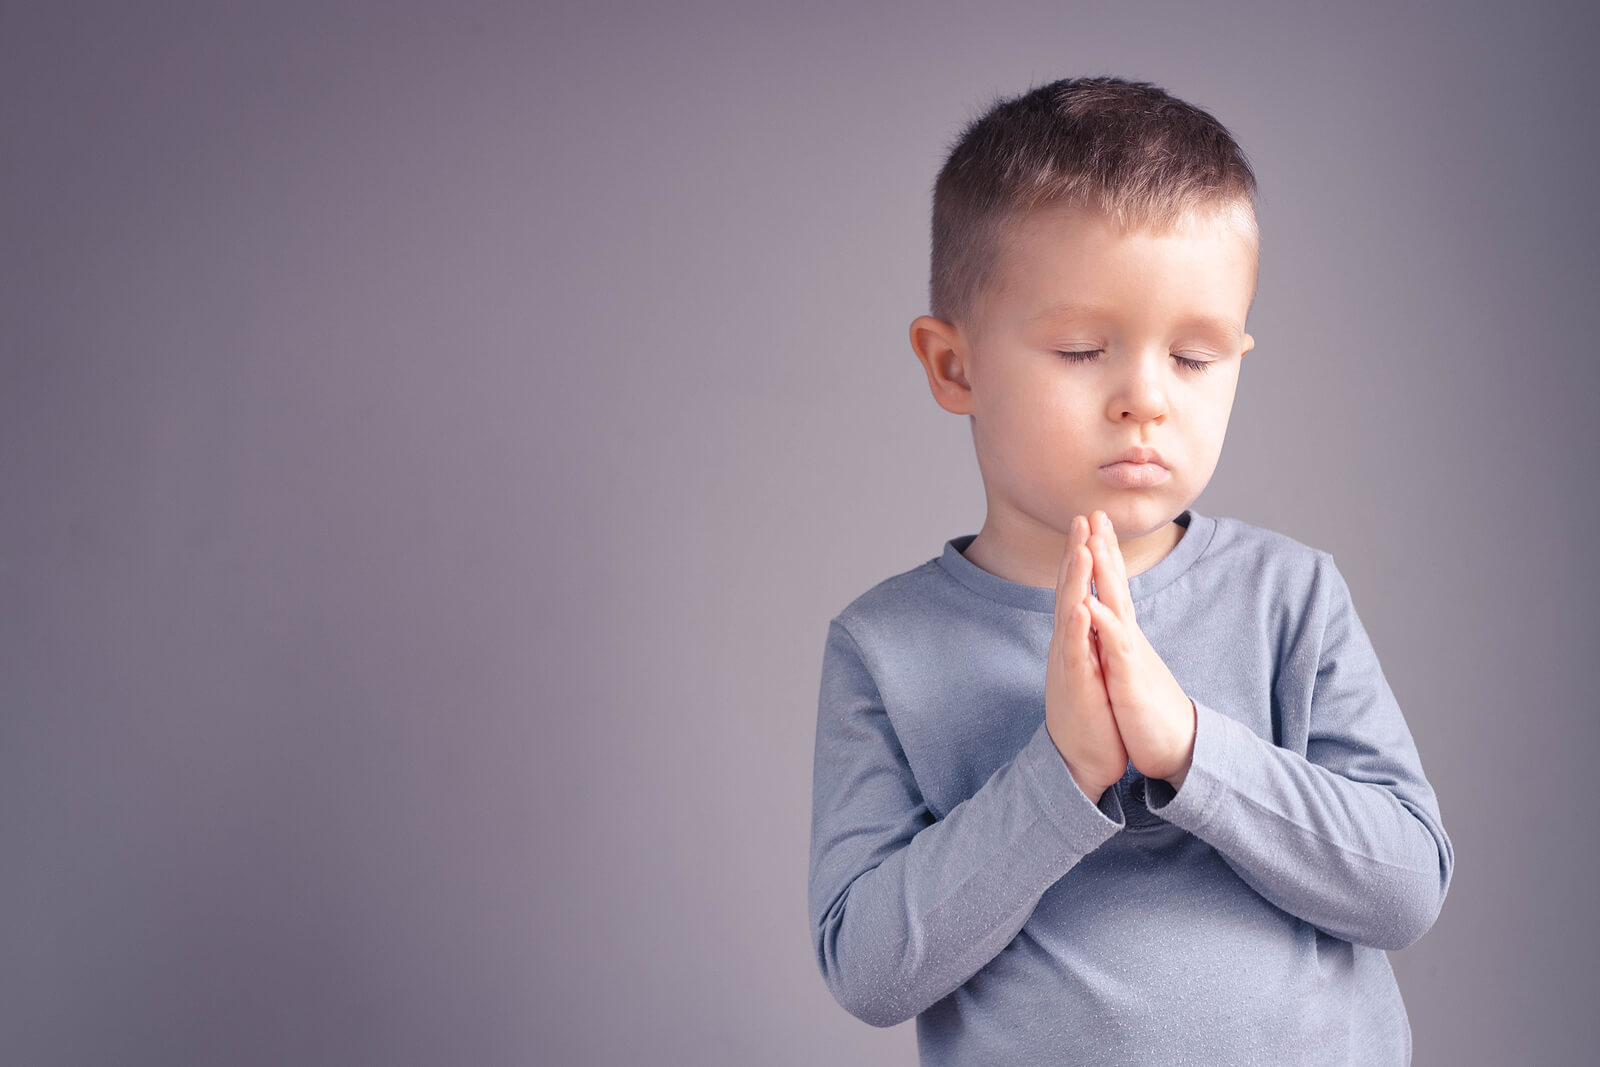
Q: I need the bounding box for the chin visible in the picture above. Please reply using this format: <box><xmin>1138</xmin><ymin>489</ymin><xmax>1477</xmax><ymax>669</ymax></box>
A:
<box><xmin>1105</xmin><ymin>495</ymin><xmax>1188</xmax><ymax>536</ymax></box>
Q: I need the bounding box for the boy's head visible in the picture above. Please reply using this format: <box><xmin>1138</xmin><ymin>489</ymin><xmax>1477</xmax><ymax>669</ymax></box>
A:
<box><xmin>909</xmin><ymin>77</ymin><xmax>1261</xmax><ymax>578</ymax></box>
<box><xmin>927</xmin><ymin>75</ymin><xmax>1259</xmax><ymax>332</ymax></box>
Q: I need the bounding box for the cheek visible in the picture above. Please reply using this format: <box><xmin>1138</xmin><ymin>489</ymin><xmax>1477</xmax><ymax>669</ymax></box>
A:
<box><xmin>1183</xmin><ymin>399</ymin><xmax>1236</xmax><ymax>460</ymax></box>
<box><xmin>1020</xmin><ymin>391</ymin><xmax>1088</xmax><ymax>447</ymax></box>
<box><xmin>1182</xmin><ymin>375</ymin><xmax>1237</xmax><ymax>424</ymax></box>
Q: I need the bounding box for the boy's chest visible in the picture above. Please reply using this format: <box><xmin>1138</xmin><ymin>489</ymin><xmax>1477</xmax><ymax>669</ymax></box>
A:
<box><xmin>882</xmin><ymin>607</ymin><xmax>1290</xmax><ymax>821</ymax></box>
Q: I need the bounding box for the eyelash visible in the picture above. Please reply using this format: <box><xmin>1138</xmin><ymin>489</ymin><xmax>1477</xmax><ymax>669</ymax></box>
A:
<box><xmin>1057</xmin><ymin>350</ymin><xmax>1212</xmax><ymax>373</ymax></box>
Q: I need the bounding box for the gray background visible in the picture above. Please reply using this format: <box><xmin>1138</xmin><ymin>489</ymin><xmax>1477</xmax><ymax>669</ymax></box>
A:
<box><xmin>3</xmin><ymin>1</ymin><xmax>1594</xmax><ymax>1064</ymax></box>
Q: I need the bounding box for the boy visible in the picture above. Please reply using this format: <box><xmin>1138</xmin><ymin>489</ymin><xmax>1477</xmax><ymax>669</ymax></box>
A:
<box><xmin>807</xmin><ymin>77</ymin><xmax>1453</xmax><ymax>1065</ymax></box>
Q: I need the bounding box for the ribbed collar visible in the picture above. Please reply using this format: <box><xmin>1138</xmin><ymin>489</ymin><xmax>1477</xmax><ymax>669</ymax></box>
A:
<box><xmin>936</xmin><ymin>509</ymin><xmax>1217</xmax><ymax>614</ymax></box>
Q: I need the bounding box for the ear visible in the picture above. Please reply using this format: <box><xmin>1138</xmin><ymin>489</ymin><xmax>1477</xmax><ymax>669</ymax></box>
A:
<box><xmin>909</xmin><ymin>315</ymin><xmax>975</xmax><ymax>415</ymax></box>
<box><xmin>1240</xmin><ymin>332</ymin><xmax>1255</xmax><ymax>358</ymax></box>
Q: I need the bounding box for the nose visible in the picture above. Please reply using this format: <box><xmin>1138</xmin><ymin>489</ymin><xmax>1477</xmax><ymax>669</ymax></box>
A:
<box><xmin>1107</xmin><ymin>351</ymin><xmax>1169</xmax><ymax>423</ymax></box>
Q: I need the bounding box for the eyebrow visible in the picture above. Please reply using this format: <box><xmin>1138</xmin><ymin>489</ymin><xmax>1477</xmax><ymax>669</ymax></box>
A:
<box><xmin>1030</xmin><ymin>302</ymin><xmax>1243</xmax><ymax>338</ymax></box>
<box><xmin>1029</xmin><ymin>303</ymin><xmax>1103</xmax><ymax>324</ymax></box>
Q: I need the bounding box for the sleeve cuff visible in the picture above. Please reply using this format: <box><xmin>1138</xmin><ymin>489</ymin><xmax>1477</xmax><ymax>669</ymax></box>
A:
<box><xmin>1017</xmin><ymin>719</ymin><xmax>1125</xmax><ymax>844</ymax></box>
<box><xmin>1143</xmin><ymin>698</ymin><xmax>1240</xmax><ymax>834</ymax></box>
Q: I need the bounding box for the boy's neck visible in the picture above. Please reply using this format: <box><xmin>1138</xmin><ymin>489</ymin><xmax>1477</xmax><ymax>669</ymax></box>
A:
<box><xmin>962</xmin><ymin>515</ymin><xmax>1186</xmax><ymax>589</ymax></box>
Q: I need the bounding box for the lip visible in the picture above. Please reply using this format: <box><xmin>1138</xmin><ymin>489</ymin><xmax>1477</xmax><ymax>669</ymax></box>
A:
<box><xmin>1103</xmin><ymin>446</ymin><xmax>1167</xmax><ymax>467</ymax></box>
<box><xmin>1098</xmin><ymin>461</ymin><xmax>1171</xmax><ymax>488</ymax></box>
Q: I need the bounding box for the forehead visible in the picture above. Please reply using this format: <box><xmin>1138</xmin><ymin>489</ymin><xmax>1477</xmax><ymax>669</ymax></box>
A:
<box><xmin>982</xmin><ymin>202</ymin><xmax>1259</xmax><ymax>331</ymax></box>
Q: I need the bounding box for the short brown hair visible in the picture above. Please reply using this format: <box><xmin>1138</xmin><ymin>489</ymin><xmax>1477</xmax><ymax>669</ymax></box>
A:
<box><xmin>930</xmin><ymin>76</ymin><xmax>1258</xmax><ymax>328</ymax></box>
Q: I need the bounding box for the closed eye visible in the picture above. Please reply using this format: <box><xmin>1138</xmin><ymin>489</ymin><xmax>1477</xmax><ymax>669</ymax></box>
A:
<box><xmin>1056</xmin><ymin>350</ymin><xmax>1213</xmax><ymax>373</ymax></box>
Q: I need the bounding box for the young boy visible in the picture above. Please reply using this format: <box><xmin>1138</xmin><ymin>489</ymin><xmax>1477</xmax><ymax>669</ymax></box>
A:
<box><xmin>807</xmin><ymin>77</ymin><xmax>1454</xmax><ymax>1065</ymax></box>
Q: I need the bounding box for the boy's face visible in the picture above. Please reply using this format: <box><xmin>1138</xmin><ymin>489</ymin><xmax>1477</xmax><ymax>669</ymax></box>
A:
<box><xmin>911</xmin><ymin>202</ymin><xmax>1257</xmax><ymax>580</ymax></box>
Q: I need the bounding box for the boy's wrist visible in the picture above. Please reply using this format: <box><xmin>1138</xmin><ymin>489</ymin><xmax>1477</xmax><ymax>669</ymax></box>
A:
<box><xmin>1064</xmin><ymin>761</ymin><xmax>1112</xmax><ymax>803</ymax></box>
<box><xmin>1164</xmin><ymin>698</ymin><xmax>1198</xmax><ymax>792</ymax></box>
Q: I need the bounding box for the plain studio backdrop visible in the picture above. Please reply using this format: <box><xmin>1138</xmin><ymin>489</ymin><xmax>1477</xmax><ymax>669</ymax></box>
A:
<box><xmin>2</xmin><ymin>1</ymin><xmax>1595</xmax><ymax>1064</ymax></box>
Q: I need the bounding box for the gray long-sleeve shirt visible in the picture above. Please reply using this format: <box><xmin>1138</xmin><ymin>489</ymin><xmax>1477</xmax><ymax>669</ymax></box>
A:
<box><xmin>807</xmin><ymin>508</ymin><xmax>1454</xmax><ymax>1065</ymax></box>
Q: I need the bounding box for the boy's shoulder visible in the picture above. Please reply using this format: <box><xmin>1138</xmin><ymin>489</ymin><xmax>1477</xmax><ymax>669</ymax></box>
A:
<box><xmin>1206</xmin><ymin>512</ymin><xmax>1334</xmax><ymax>574</ymax></box>
<box><xmin>1183</xmin><ymin>514</ymin><xmax>1361</xmax><ymax>643</ymax></box>
<box><xmin>1180</xmin><ymin>512</ymin><xmax>1345</xmax><ymax>617</ymax></box>
<box><xmin>829</xmin><ymin>554</ymin><xmax>951</xmax><ymax>643</ymax></box>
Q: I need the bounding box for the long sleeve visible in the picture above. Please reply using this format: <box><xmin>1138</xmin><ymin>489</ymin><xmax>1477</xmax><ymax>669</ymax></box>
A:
<box><xmin>1144</xmin><ymin>553</ymin><xmax>1454</xmax><ymax>951</ymax></box>
<box><xmin>807</xmin><ymin>619</ymin><xmax>1125</xmax><ymax>1028</ymax></box>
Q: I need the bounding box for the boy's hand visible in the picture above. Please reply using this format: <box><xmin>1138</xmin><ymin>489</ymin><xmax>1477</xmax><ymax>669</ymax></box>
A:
<box><xmin>1082</xmin><ymin>511</ymin><xmax>1198</xmax><ymax>789</ymax></box>
<box><xmin>1045</xmin><ymin>514</ymin><xmax>1130</xmax><ymax>802</ymax></box>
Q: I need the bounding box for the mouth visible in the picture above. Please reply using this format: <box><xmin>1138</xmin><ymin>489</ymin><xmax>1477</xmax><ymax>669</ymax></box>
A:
<box><xmin>1105</xmin><ymin>446</ymin><xmax>1167</xmax><ymax>467</ymax></box>
<box><xmin>1098</xmin><ymin>461</ymin><xmax>1171</xmax><ymax>489</ymax></box>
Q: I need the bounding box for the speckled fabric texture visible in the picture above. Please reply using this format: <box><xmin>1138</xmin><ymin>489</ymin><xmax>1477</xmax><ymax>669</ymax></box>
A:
<box><xmin>808</xmin><ymin>508</ymin><xmax>1453</xmax><ymax>1065</ymax></box>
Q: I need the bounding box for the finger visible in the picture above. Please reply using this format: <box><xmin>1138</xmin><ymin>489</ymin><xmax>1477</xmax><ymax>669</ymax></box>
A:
<box><xmin>1076</xmin><ymin>545</ymin><xmax>1099</xmax><ymax>640</ymax></box>
<box><xmin>1100</xmin><ymin>512</ymin><xmax>1129</xmax><ymax>584</ymax></box>
<box><xmin>1071</xmin><ymin>514</ymin><xmax>1094</xmax><ymax>600</ymax></box>
<box><xmin>1068</xmin><ymin>598</ymin><xmax>1109</xmax><ymax>686</ymax></box>
<box><xmin>1085</xmin><ymin>622</ymin><xmax>1106</xmax><ymax>683</ymax></box>
<box><xmin>1054</xmin><ymin>517</ymin><xmax>1086</xmax><ymax>631</ymax></box>
<box><xmin>1065</xmin><ymin>599</ymin><xmax>1089</xmax><ymax>669</ymax></box>
<box><xmin>1087</xmin><ymin>534</ymin><xmax>1114</xmax><ymax>606</ymax></box>
<box><xmin>1089</xmin><ymin>532</ymin><xmax>1134</xmax><ymax>621</ymax></box>
<box><xmin>1077</xmin><ymin>539</ymin><xmax>1095</xmax><ymax>602</ymax></box>
<box><xmin>1054</xmin><ymin>537</ymin><xmax>1073</xmax><ymax>632</ymax></box>
<box><xmin>1055</xmin><ymin>516</ymin><xmax>1084</xmax><ymax>598</ymax></box>
<box><xmin>1094</xmin><ymin>511</ymin><xmax>1128</xmax><ymax>584</ymax></box>
<box><xmin>1085</xmin><ymin>594</ymin><xmax>1123</xmax><ymax>657</ymax></box>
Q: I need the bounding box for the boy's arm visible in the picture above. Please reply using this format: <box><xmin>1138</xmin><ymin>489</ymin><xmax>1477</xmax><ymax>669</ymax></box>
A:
<box><xmin>808</xmin><ymin>619</ymin><xmax>1124</xmax><ymax>1029</ymax></box>
<box><xmin>1143</xmin><ymin>553</ymin><xmax>1455</xmax><ymax>951</ymax></box>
